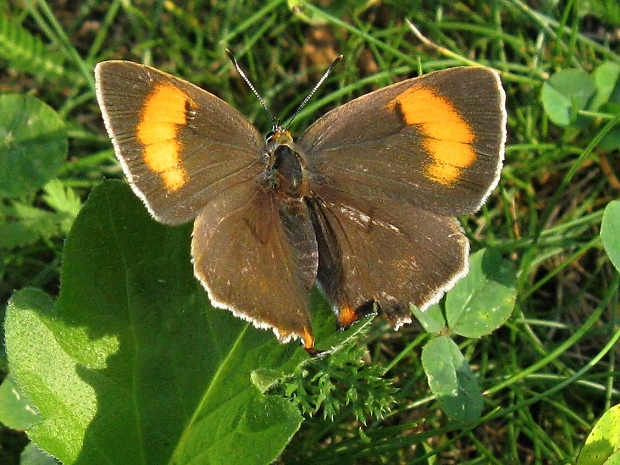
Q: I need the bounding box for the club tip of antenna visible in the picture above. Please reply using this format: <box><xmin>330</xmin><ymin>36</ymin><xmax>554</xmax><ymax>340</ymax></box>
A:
<box><xmin>327</xmin><ymin>54</ymin><xmax>344</xmax><ymax>73</ymax></box>
<box><xmin>332</xmin><ymin>55</ymin><xmax>344</xmax><ymax>67</ymax></box>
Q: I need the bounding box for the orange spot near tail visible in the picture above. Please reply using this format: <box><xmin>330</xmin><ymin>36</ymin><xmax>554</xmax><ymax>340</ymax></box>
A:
<box><xmin>337</xmin><ymin>305</ymin><xmax>360</xmax><ymax>330</ymax></box>
<box><xmin>302</xmin><ymin>327</ymin><xmax>320</xmax><ymax>356</ymax></box>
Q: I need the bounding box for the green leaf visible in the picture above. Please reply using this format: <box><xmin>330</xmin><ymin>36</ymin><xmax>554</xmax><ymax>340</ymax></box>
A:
<box><xmin>0</xmin><ymin>180</ymin><xmax>81</xmax><ymax>250</ymax></box>
<box><xmin>411</xmin><ymin>303</ymin><xmax>446</xmax><ymax>334</ymax></box>
<box><xmin>0</xmin><ymin>375</ymin><xmax>41</xmax><ymax>430</ymax></box>
<box><xmin>41</xmin><ymin>180</ymin><xmax>82</xmax><ymax>234</ymax></box>
<box><xmin>591</xmin><ymin>62</ymin><xmax>620</xmax><ymax>111</ymax></box>
<box><xmin>278</xmin><ymin>326</ymin><xmax>394</xmax><ymax>424</ymax></box>
<box><xmin>0</xmin><ymin>15</ymin><xmax>65</xmax><ymax>79</ymax></box>
<box><xmin>601</xmin><ymin>200</ymin><xmax>620</xmax><ymax>272</ymax></box>
<box><xmin>0</xmin><ymin>202</ymin><xmax>60</xmax><ymax>250</ymax></box>
<box><xmin>577</xmin><ymin>403</ymin><xmax>620</xmax><ymax>465</ymax></box>
<box><xmin>541</xmin><ymin>69</ymin><xmax>596</xmax><ymax>127</ymax></box>
<box><xmin>421</xmin><ymin>336</ymin><xmax>482</xmax><ymax>422</ymax></box>
<box><xmin>6</xmin><ymin>180</ymin><xmax>328</xmax><ymax>465</ymax></box>
<box><xmin>0</xmin><ymin>94</ymin><xmax>67</xmax><ymax>198</ymax></box>
<box><xmin>445</xmin><ymin>249</ymin><xmax>517</xmax><ymax>338</ymax></box>
<box><xmin>592</xmin><ymin>62</ymin><xmax>620</xmax><ymax>150</ymax></box>
<box><xmin>20</xmin><ymin>443</ymin><xmax>60</xmax><ymax>465</ymax></box>
<box><xmin>599</xmin><ymin>125</ymin><xmax>620</xmax><ymax>151</ymax></box>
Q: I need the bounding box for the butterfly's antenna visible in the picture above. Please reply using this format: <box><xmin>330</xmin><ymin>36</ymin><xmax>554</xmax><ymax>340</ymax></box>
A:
<box><xmin>285</xmin><ymin>54</ymin><xmax>343</xmax><ymax>131</ymax></box>
<box><xmin>225</xmin><ymin>48</ymin><xmax>280</xmax><ymax>130</ymax></box>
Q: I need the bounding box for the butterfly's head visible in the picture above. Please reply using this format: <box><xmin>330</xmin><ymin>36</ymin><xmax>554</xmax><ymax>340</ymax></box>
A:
<box><xmin>266</xmin><ymin>128</ymin><xmax>293</xmax><ymax>146</ymax></box>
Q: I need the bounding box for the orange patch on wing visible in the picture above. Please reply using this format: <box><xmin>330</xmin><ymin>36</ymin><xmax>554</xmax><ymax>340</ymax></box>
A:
<box><xmin>337</xmin><ymin>304</ymin><xmax>360</xmax><ymax>329</ymax></box>
<box><xmin>386</xmin><ymin>85</ymin><xmax>477</xmax><ymax>186</ymax></box>
<box><xmin>301</xmin><ymin>327</ymin><xmax>317</xmax><ymax>355</ymax></box>
<box><xmin>137</xmin><ymin>83</ymin><xmax>190</xmax><ymax>191</ymax></box>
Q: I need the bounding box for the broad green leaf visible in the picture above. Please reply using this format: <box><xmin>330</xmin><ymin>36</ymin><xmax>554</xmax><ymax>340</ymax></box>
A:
<box><xmin>577</xmin><ymin>403</ymin><xmax>620</xmax><ymax>465</ymax></box>
<box><xmin>0</xmin><ymin>375</ymin><xmax>41</xmax><ymax>430</ymax></box>
<box><xmin>445</xmin><ymin>249</ymin><xmax>517</xmax><ymax>338</ymax></box>
<box><xmin>601</xmin><ymin>200</ymin><xmax>620</xmax><ymax>272</ymax></box>
<box><xmin>6</xmin><ymin>180</ymin><xmax>368</xmax><ymax>465</ymax></box>
<box><xmin>541</xmin><ymin>69</ymin><xmax>596</xmax><ymax>127</ymax></box>
<box><xmin>421</xmin><ymin>336</ymin><xmax>482</xmax><ymax>422</ymax></box>
<box><xmin>0</xmin><ymin>94</ymin><xmax>67</xmax><ymax>197</ymax></box>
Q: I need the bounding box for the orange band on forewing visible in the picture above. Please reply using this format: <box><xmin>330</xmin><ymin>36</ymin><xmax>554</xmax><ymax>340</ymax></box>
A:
<box><xmin>386</xmin><ymin>85</ymin><xmax>477</xmax><ymax>186</ymax></box>
<box><xmin>137</xmin><ymin>83</ymin><xmax>190</xmax><ymax>191</ymax></box>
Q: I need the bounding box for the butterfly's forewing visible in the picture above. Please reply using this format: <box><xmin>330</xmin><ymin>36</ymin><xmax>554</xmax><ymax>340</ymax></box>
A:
<box><xmin>95</xmin><ymin>61</ymin><xmax>265</xmax><ymax>224</ymax></box>
<box><xmin>302</xmin><ymin>67</ymin><xmax>505</xmax><ymax>327</ymax></box>
<box><xmin>192</xmin><ymin>177</ymin><xmax>319</xmax><ymax>348</ymax></box>
<box><xmin>300</xmin><ymin>67</ymin><xmax>506</xmax><ymax>217</ymax></box>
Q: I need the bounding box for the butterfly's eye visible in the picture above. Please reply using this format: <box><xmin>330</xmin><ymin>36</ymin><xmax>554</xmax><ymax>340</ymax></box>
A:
<box><xmin>266</xmin><ymin>130</ymin><xmax>275</xmax><ymax>142</ymax></box>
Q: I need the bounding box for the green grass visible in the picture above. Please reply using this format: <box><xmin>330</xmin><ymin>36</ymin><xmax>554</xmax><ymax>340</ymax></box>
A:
<box><xmin>1</xmin><ymin>0</ymin><xmax>619</xmax><ymax>464</ymax></box>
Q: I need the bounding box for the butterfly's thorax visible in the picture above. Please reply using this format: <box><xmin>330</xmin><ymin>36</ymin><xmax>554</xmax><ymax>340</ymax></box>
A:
<box><xmin>262</xmin><ymin>128</ymin><xmax>310</xmax><ymax>200</ymax></box>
